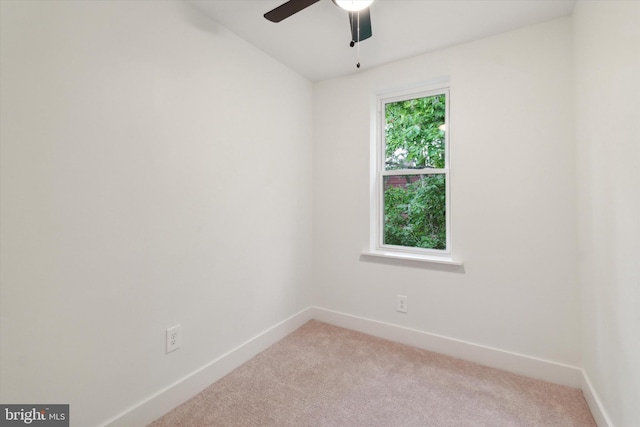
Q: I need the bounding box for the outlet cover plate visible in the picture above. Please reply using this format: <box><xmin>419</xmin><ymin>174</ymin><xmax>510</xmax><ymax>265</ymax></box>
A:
<box><xmin>397</xmin><ymin>295</ymin><xmax>408</xmax><ymax>313</ymax></box>
<box><xmin>166</xmin><ymin>324</ymin><xmax>181</xmax><ymax>353</ymax></box>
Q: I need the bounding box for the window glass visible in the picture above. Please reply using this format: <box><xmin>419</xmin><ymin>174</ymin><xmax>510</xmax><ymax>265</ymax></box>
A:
<box><xmin>383</xmin><ymin>174</ymin><xmax>446</xmax><ymax>250</ymax></box>
<box><xmin>377</xmin><ymin>88</ymin><xmax>449</xmax><ymax>254</ymax></box>
<box><xmin>384</xmin><ymin>95</ymin><xmax>446</xmax><ymax>171</ymax></box>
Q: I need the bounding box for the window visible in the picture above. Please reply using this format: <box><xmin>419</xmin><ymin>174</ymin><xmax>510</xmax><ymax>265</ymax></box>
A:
<box><xmin>368</xmin><ymin>82</ymin><xmax>456</xmax><ymax>264</ymax></box>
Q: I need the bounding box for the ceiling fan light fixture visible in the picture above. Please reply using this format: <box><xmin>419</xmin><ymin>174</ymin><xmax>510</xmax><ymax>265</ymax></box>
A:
<box><xmin>333</xmin><ymin>0</ymin><xmax>373</xmax><ymax>12</ymax></box>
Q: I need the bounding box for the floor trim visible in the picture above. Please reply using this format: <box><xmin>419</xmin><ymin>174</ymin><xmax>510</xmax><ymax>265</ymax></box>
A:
<box><xmin>103</xmin><ymin>306</ymin><xmax>598</xmax><ymax>426</ymax></box>
<box><xmin>311</xmin><ymin>306</ymin><xmax>583</xmax><ymax>388</ymax></box>
<box><xmin>581</xmin><ymin>370</ymin><xmax>614</xmax><ymax>427</ymax></box>
<box><xmin>101</xmin><ymin>307</ymin><xmax>314</xmax><ymax>427</ymax></box>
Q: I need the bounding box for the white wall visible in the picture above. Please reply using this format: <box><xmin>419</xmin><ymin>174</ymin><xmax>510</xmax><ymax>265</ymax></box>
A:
<box><xmin>574</xmin><ymin>2</ymin><xmax>640</xmax><ymax>426</ymax></box>
<box><xmin>313</xmin><ymin>17</ymin><xmax>581</xmax><ymax>366</ymax></box>
<box><xmin>3</xmin><ymin>1</ymin><xmax>638</xmax><ymax>426</ymax></box>
<box><xmin>0</xmin><ymin>1</ymin><xmax>313</xmax><ymax>426</ymax></box>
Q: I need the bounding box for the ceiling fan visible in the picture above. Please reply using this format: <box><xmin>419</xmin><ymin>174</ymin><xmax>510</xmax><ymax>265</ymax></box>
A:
<box><xmin>264</xmin><ymin>0</ymin><xmax>373</xmax><ymax>46</ymax></box>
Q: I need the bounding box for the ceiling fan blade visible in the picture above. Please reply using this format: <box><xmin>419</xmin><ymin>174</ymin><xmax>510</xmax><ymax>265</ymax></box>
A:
<box><xmin>264</xmin><ymin>0</ymin><xmax>322</xmax><ymax>23</ymax></box>
<box><xmin>348</xmin><ymin>8</ymin><xmax>372</xmax><ymax>42</ymax></box>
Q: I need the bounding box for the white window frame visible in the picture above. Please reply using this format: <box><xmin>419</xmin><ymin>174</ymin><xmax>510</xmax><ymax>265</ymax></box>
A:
<box><xmin>364</xmin><ymin>81</ymin><xmax>461</xmax><ymax>266</ymax></box>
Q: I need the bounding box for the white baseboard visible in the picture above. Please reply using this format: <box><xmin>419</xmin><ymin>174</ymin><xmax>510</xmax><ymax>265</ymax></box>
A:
<box><xmin>581</xmin><ymin>370</ymin><xmax>614</xmax><ymax>427</ymax></box>
<box><xmin>310</xmin><ymin>306</ymin><xmax>583</xmax><ymax>388</ymax></box>
<box><xmin>101</xmin><ymin>305</ymin><xmax>596</xmax><ymax>427</ymax></box>
<box><xmin>101</xmin><ymin>307</ymin><xmax>315</xmax><ymax>427</ymax></box>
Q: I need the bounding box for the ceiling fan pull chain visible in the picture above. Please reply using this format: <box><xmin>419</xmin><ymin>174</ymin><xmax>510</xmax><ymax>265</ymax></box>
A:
<box><xmin>356</xmin><ymin>9</ymin><xmax>361</xmax><ymax>68</ymax></box>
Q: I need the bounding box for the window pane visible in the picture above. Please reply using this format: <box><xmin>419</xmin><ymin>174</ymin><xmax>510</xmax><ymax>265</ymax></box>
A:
<box><xmin>385</xmin><ymin>94</ymin><xmax>446</xmax><ymax>170</ymax></box>
<box><xmin>383</xmin><ymin>174</ymin><xmax>446</xmax><ymax>250</ymax></box>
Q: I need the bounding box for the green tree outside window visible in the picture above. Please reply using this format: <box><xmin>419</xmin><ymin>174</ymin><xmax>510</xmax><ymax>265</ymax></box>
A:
<box><xmin>383</xmin><ymin>94</ymin><xmax>447</xmax><ymax>250</ymax></box>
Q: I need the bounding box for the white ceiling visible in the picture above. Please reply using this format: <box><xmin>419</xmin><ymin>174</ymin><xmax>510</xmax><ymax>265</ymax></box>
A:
<box><xmin>187</xmin><ymin>0</ymin><xmax>576</xmax><ymax>82</ymax></box>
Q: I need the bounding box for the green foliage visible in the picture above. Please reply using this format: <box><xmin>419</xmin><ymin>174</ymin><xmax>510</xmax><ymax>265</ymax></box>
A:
<box><xmin>385</xmin><ymin>95</ymin><xmax>446</xmax><ymax>170</ymax></box>
<box><xmin>383</xmin><ymin>95</ymin><xmax>447</xmax><ymax>250</ymax></box>
<box><xmin>384</xmin><ymin>175</ymin><xmax>446</xmax><ymax>250</ymax></box>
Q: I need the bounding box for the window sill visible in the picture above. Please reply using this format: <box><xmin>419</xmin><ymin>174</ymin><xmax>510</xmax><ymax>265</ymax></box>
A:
<box><xmin>361</xmin><ymin>250</ymin><xmax>463</xmax><ymax>266</ymax></box>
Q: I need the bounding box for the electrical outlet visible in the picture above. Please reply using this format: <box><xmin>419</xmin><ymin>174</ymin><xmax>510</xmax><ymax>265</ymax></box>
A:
<box><xmin>166</xmin><ymin>325</ymin><xmax>181</xmax><ymax>354</ymax></box>
<box><xmin>397</xmin><ymin>295</ymin><xmax>408</xmax><ymax>313</ymax></box>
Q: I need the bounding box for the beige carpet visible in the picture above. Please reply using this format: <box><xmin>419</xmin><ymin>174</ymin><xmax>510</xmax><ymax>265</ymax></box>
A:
<box><xmin>149</xmin><ymin>320</ymin><xmax>596</xmax><ymax>427</ymax></box>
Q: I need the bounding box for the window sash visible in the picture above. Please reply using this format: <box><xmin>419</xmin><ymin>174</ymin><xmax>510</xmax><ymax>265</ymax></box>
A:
<box><xmin>381</xmin><ymin>168</ymin><xmax>447</xmax><ymax>176</ymax></box>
